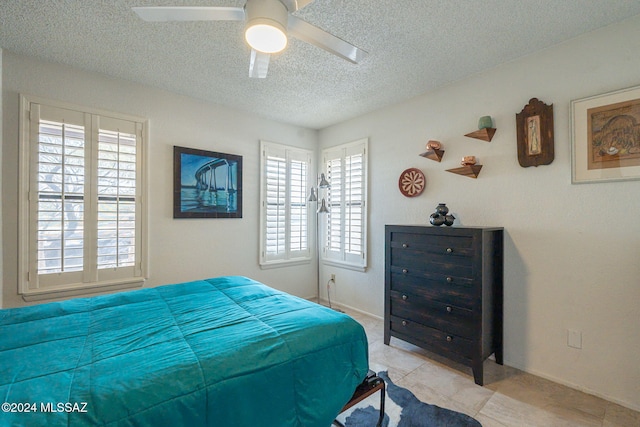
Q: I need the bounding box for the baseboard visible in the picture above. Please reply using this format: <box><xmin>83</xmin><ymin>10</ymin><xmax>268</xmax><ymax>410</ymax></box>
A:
<box><xmin>321</xmin><ymin>299</ymin><xmax>384</xmax><ymax>321</ymax></box>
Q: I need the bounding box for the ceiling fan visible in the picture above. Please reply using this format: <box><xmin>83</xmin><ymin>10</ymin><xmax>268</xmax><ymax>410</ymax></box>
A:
<box><xmin>132</xmin><ymin>0</ymin><xmax>368</xmax><ymax>78</ymax></box>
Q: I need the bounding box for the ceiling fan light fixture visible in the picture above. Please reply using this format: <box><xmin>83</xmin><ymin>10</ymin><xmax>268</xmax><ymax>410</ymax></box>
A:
<box><xmin>245</xmin><ymin>19</ymin><xmax>288</xmax><ymax>53</ymax></box>
<box><xmin>244</xmin><ymin>0</ymin><xmax>289</xmax><ymax>53</ymax></box>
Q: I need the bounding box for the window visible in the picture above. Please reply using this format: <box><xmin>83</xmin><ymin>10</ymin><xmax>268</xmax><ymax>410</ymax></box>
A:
<box><xmin>260</xmin><ymin>141</ymin><xmax>312</xmax><ymax>267</ymax></box>
<box><xmin>19</xmin><ymin>95</ymin><xmax>148</xmax><ymax>299</ymax></box>
<box><xmin>322</xmin><ymin>138</ymin><xmax>368</xmax><ymax>270</ymax></box>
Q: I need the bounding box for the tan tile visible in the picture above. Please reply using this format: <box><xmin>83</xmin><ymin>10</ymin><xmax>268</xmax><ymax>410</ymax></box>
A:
<box><xmin>386</xmin><ymin>337</ymin><xmax>510</xmax><ymax>386</ymax></box>
<box><xmin>480</xmin><ymin>392</ymin><xmax>602</xmax><ymax>427</ymax></box>
<box><xmin>550</xmin><ymin>389</ymin><xmax>608</xmax><ymax>420</ymax></box>
<box><xmin>482</xmin><ymin>360</ymin><xmax>523</xmax><ymax>386</ymax></box>
<box><xmin>367</xmin><ymin>340</ymin><xmax>426</xmax><ymax>376</ymax></box>
<box><xmin>368</xmin><ymin>361</ymin><xmax>408</xmax><ymax>385</ymax></box>
<box><xmin>490</xmin><ymin>370</ymin><xmax>608</xmax><ymax>419</ymax></box>
<box><xmin>345</xmin><ymin>310</ymin><xmax>384</xmax><ymax>345</ymax></box>
<box><xmin>603</xmin><ymin>402</ymin><xmax>640</xmax><ymax>427</ymax></box>
<box><xmin>474</xmin><ymin>413</ymin><xmax>510</xmax><ymax>427</ymax></box>
<box><xmin>397</xmin><ymin>361</ymin><xmax>494</xmax><ymax>414</ymax></box>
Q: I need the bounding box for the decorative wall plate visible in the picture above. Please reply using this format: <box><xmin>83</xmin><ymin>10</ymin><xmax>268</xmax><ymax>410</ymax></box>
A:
<box><xmin>398</xmin><ymin>168</ymin><xmax>426</xmax><ymax>197</ymax></box>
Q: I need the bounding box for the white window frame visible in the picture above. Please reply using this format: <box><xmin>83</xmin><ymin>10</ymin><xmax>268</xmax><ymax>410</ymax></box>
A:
<box><xmin>321</xmin><ymin>138</ymin><xmax>368</xmax><ymax>271</ymax></box>
<box><xmin>18</xmin><ymin>95</ymin><xmax>149</xmax><ymax>301</ymax></box>
<box><xmin>259</xmin><ymin>141</ymin><xmax>313</xmax><ymax>268</ymax></box>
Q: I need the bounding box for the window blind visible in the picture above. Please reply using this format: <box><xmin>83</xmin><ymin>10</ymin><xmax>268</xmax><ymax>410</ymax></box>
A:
<box><xmin>345</xmin><ymin>152</ymin><xmax>363</xmax><ymax>255</ymax></box>
<box><xmin>260</xmin><ymin>141</ymin><xmax>311</xmax><ymax>266</ymax></box>
<box><xmin>265</xmin><ymin>154</ymin><xmax>287</xmax><ymax>257</ymax></box>
<box><xmin>289</xmin><ymin>158</ymin><xmax>308</xmax><ymax>253</ymax></box>
<box><xmin>96</xmin><ymin>129</ymin><xmax>137</xmax><ymax>269</ymax></box>
<box><xmin>19</xmin><ymin>96</ymin><xmax>147</xmax><ymax>297</ymax></box>
<box><xmin>36</xmin><ymin>120</ymin><xmax>85</xmax><ymax>274</ymax></box>
<box><xmin>322</xmin><ymin>139</ymin><xmax>368</xmax><ymax>269</ymax></box>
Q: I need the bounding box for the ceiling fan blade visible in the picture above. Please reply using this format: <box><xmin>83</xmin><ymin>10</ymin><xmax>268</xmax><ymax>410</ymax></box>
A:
<box><xmin>249</xmin><ymin>49</ymin><xmax>270</xmax><ymax>78</ymax></box>
<box><xmin>280</xmin><ymin>0</ymin><xmax>316</xmax><ymax>12</ymax></box>
<box><xmin>132</xmin><ymin>6</ymin><xmax>245</xmax><ymax>22</ymax></box>
<box><xmin>287</xmin><ymin>16</ymin><xmax>367</xmax><ymax>64</ymax></box>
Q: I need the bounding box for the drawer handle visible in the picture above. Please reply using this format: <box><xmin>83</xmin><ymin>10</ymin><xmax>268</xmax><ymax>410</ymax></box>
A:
<box><xmin>402</xmin><ymin>269</ymin><xmax>408</xmax><ymax>274</ymax></box>
<box><xmin>446</xmin><ymin>306</ymin><xmax>452</xmax><ymax>313</ymax></box>
<box><xmin>402</xmin><ymin>243</ymin><xmax>408</xmax><ymax>248</ymax></box>
<box><xmin>446</xmin><ymin>277</ymin><xmax>453</xmax><ymax>283</ymax></box>
<box><xmin>446</xmin><ymin>247</ymin><xmax>453</xmax><ymax>254</ymax></box>
<box><xmin>446</xmin><ymin>335</ymin><xmax>453</xmax><ymax>342</ymax></box>
<box><xmin>402</xmin><ymin>320</ymin><xmax>408</xmax><ymax>326</ymax></box>
<box><xmin>402</xmin><ymin>294</ymin><xmax>408</xmax><ymax>301</ymax></box>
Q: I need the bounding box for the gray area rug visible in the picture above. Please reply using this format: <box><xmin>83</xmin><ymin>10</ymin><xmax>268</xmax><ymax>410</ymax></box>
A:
<box><xmin>339</xmin><ymin>371</ymin><xmax>482</xmax><ymax>427</ymax></box>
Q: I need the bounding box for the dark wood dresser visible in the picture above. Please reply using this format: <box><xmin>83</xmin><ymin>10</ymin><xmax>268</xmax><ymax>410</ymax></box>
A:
<box><xmin>384</xmin><ymin>225</ymin><xmax>503</xmax><ymax>386</ymax></box>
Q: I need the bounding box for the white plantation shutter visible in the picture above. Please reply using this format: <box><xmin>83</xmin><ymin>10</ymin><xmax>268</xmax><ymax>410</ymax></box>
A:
<box><xmin>265</xmin><ymin>154</ymin><xmax>286</xmax><ymax>258</ymax></box>
<box><xmin>36</xmin><ymin>118</ymin><xmax>86</xmax><ymax>278</ymax></box>
<box><xmin>19</xmin><ymin>96</ymin><xmax>147</xmax><ymax>297</ymax></box>
<box><xmin>97</xmin><ymin>128</ymin><xmax>137</xmax><ymax>269</ymax></box>
<box><xmin>327</xmin><ymin>157</ymin><xmax>342</xmax><ymax>253</ymax></box>
<box><xmin>345</xmin><ymin>152</ymin><xmax>363</xmax><ymax>255</ymax></box>
<box><xmin>322</xmin><ymin>139</ymin><xmax>367</xmax><ymax>269</ymax></box>
<box><xmin>260</xmin><ymin>141</ymin><xmax>312</xmax><ymax>266</ymax></box>
<box><xmin>289</xmin><ymin>158</ymin><xmax>308</xmax><ymax>253</ymax></box>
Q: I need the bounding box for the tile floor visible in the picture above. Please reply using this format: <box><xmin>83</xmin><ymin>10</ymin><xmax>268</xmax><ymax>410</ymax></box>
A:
<box><xmin>344</xmin><ymin>309</ymin><xmax>640</xmax><ymax>427</ymax></box>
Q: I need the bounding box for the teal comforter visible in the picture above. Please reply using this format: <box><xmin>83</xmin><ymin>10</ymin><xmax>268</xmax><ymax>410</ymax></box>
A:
<box><xmin>0</xmin><ymin>276</ymin><xmax>369</xmax><ymax>426</ymax></box>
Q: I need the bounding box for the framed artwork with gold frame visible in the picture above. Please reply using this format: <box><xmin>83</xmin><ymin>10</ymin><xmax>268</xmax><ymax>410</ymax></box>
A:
<box><xmin>516</xmin><ymin>98</ymin><xmax>554</xmax><ymax>167</ymax></box>
<box><xmin>571</xmin><ymin>85</ymin><xmax>640</xmax><ymax>184</ymax></box>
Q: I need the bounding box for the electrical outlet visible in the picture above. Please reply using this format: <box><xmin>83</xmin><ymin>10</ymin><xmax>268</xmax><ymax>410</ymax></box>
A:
<box><xmin>330</xmin><ymin>274</ymin><xmax>336</xmax><ymax>282</ymax></box>
<box><xmin>568</xmin><ymin>329</ymin><xmax>582</xmax><ymax>349</ymax></box>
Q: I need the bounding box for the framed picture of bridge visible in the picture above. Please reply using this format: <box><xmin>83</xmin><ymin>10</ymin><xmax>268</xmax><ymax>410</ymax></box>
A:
<box><xmin>173</xmin><ymin>145</ymin><xmax>243</xmax><ymax>218</ymax></box>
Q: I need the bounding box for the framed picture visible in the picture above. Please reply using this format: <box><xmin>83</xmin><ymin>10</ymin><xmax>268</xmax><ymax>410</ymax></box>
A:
<box><xmin>516</xmin><ymin>98</ymin><xmax>554</xmax><ymax>167</ymax></box>
<box><xmin>571</xmin><ymin>85</ymin><xmax>640</xmax><ymax>183</ymax></box>
<box><xmin>173</xmin><ymin>145</ymin><xmax>243</xmax><ymax>218</ymax></box>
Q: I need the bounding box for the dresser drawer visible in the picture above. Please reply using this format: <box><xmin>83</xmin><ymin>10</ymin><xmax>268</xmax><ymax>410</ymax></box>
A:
<box><xmin>389</xmin><ymin>264</ymin><xmax>477</xmax><ymax>288</ymax></box>
<box><xmin>389</xmin><ymin>272</ymin><xmax>476</xmax><ymax>310</ymax></box>
<box><xmin>389</xmin><ymin>290</ymin><xmax>475</xmax><ymax>338</ymax></box>
<box><xmin>390</xmin><ymin>247</ymin><xmax>474</xmax><ymax>277</ymax></box>
<box><xmin>389</xmin><ymin>315</ymin><xmax>474</xmax><ymax>360</ymax></box>
<box><xmin>389</xmin><ymin>232</ymin><xmax>474</xmax><ymax>256</ymax></box>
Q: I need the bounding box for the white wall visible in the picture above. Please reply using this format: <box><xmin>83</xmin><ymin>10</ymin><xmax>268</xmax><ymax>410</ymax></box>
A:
<box><xmin>318</xmin><ymin>16</ymin><xmax>640</xmax><ymax>411</ymax></box>
<box><xmin>1</xmin><ymin>51</ymin><xmax>318</xmax><ymax>308</ymax></box>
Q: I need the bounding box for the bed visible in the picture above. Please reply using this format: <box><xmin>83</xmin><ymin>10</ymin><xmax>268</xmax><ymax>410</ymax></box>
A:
<box><xmin>0</xmin><ymin>276</ymin><xmax>369</xmax><ymax>427</ymax></box>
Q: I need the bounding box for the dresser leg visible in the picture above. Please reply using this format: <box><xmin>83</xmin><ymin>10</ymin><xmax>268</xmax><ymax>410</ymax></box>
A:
<box><xmin>383</xmin><ymin>328</ymin><xmax>390</xmax><ymax>345</ymax></box>
<box><xmin>495</xmin><ymin>347</ymin><xmax>504</xmax><ymax>365</ymax></box>
<box><xmin>472</xmin><ymin>361</ymin><xmax>484</xmax><ymax>386</ymax></box>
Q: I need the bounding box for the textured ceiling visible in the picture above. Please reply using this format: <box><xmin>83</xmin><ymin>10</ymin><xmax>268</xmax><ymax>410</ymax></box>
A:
<box><xmin>2</xmin><ymin>0</ymin><xmax>640</xmax><ymax>129</ymax></box>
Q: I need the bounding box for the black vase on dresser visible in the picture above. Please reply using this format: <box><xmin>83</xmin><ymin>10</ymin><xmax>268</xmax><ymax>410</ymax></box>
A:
<box><xmin>384</xmin><ymin>225</ymin><xmax>504</xmax><ymax>386</ymax></box>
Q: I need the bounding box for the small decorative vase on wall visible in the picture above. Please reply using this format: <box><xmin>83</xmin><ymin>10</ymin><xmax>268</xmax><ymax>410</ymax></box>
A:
<box><xmin>429</xmin><ymin>203</ymin><xmax>455</xmax><ymax>226</ymax></box>
<box><xmin>478</xmin><ymin>116</ymin><xmax>493</xmax><ymax>129</ymax></box>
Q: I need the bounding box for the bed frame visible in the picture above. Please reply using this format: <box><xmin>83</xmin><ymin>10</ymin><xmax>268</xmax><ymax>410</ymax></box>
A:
<box><xmin>334</xmin><ymin>370</ymin><xmax>386</xmax><ymax>427</ymax></box>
